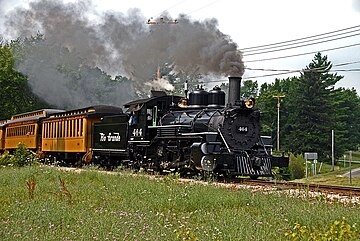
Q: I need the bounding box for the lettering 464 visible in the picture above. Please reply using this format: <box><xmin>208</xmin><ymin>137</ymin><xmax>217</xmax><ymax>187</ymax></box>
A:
<box><xmin>237</xmin><ymin>126</ymin><xmax>248</xmax><ymax>133</ymax></box>
<box><xmin>132</xmin><ymin>128</ymin><xmax>143</xmax><ymax>137</ymax></box>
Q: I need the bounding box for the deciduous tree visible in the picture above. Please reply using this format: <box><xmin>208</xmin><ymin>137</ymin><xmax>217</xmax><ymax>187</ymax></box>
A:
<box><xmin>0</xmin><ymin>41</ymin><xmax>49</xmax><ymax>120</ymax></box>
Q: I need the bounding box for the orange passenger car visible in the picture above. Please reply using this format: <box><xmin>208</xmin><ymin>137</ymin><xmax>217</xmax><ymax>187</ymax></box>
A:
<box><xmin>4</xmin><ymin>109</ymin><xmax>64</xmax><ymax>151</ymax></box>
<box><xmin>41</xmin><ymin>105</ymin><xmax>123</xmax><ymax>163</ymax></box>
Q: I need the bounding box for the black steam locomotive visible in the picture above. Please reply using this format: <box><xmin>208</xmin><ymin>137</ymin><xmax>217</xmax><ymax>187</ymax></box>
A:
<box><xmin>92</xmin><ymin>77</ymin><xmax>289</xmax><ymax>178</ymax></box>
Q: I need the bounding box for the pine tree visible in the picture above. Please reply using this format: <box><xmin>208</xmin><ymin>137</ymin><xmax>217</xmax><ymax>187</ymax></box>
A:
<box><xmin>284</xmin><ymin>53</ymin><xmax>341</xmax><ymax>160</ymax></box>
<box><xmin>332</xmin><ymin>88</ymin><xmax>360</xmax><ymax>153</ymax></box>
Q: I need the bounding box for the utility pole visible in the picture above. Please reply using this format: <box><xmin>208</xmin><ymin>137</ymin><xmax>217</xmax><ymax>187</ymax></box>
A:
<box><xmin>273</xmin><ymin>95</ymin><xmax>285</xmax><ymax>152</ymax></box>
<box><xmin>331</xmin><ymin>129</ymin><xmax>334</xmax><ymax>171</ymax></box>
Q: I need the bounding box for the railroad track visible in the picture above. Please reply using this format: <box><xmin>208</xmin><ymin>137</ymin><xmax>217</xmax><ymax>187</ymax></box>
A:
<box><xmin>56</xmin><ymin>165</ymin><xmax>360</xmax><ymax>197</ymax></box>
<box><xmin>238</xmin><ymin>179</ymin><xmax>360</xmax><ymax>196</ymax></box>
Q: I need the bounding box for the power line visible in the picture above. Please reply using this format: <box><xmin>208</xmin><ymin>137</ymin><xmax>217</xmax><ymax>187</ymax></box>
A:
<box><xmin>171</xmin><ymin>71</ymin><xmax>297</xmax><ymax>85</ymax></box>
<box><xmin>170</xmin><ymin>62</ymin><xmax>360</xmax><ymax>85</ymax></box>
<box><xmin>171</xmin><ymin>68</ymin><xmax>360</xmax><ymax>86</ymax></box>
<box><xmin>241</xmin><ymin>25</ymin><xmax>360</xmax><ymax>51</ymax></box>
<box><xmin>333</xmin><ymin>69</ymin><xmax>360</xmax><ymax>72</ymax></box>
<box><xmin>245</xmin><ymin>60</ymin><xmax>360</xmax><ymax>72</ymax></box>
<box><xmin>244</xmin><ymin>71</ymin><xmax>298</xmax><ymax>79</ymax></box>
<box><xmin>334</xmin><ymin>60</ymin><xmax>360</xmax><ymax>66</ymax></box>
<box><xmin>244</xmin><ymin>42</ymin><xmax>360</xmax><ymax>63</ymax></box>
<box><xmin>203</xmin><ymin>68</ymin><xmax>360</xmax><ymax>82</ymax></box>
<box><xmin>242</xmin><ymin>28</ymin><xmax>360</xmax><ymax>54</ymax></box>
<box><xmin>242</xmin><ymin>32</ymin><xmax>360</xmax><ymax>56</ymax></box>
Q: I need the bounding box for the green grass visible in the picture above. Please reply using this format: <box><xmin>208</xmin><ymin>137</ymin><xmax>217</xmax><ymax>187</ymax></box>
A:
<box><xmin>0</xmin><ymin>166</ymin><xmax>359</xmax><ymax>240</ymax></box>
<box><xmin>296</xmin><ymin>169</ymin><xmax>360</xmax><ymax>186</ymax></box>
<box><xmin>344</xmin><ymin>151</ymin><xmax>360</xmax><ymax>162</ymax></box>
<box><xmin>294</xmin><ymin>162</ymin><xmax>360</xmax><ymax>186</ymax></box>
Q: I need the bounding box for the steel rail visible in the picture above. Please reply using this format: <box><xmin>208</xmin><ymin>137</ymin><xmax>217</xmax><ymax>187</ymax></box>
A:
<box><xmin>241</xmin><ymin>179</ymin><xmax>360</xmax><ymax>196</ymax></box>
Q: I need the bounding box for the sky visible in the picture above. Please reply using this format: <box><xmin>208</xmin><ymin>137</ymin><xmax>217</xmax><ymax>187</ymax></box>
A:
<box><xmin>1</xmin><ymin>0</ymin><xmax>360</xmax><ymax>94</ymax></box>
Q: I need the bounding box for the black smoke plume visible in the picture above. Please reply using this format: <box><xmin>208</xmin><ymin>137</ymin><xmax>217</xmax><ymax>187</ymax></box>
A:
<box><xmin>3</xmin><ymin>0</ymin><xmax>244</xmax><ymax>108</ymax></box>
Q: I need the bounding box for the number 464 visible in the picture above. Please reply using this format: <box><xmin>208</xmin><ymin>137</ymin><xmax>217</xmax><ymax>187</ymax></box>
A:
<box><xmin>132</xmin><ymin>128</ymin><xmax>143</xmax><ymax>137</ymax></box>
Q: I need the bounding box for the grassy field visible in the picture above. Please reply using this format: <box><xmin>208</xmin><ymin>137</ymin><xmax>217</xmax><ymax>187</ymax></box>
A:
<box><xmin>296</xmin><ymin>168</ymin><xmax>360</xmax><ymax>186</ymax></box>
<box><xmin>0</xmin><ymin>166</ymin><xmax>359</xmax><ymax>240</ymax></box>
<box><xmin>344</xmin><ymin>151</ymin><xmax>360</xmax><ymax>162</ymax></box>
<box><xmin>294</xmin><ymin>161</ymin><xmax>360</xmax><ymax>186</ymax></box>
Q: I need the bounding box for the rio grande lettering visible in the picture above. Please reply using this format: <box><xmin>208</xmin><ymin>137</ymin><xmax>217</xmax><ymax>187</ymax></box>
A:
<box><xmin>99</xmin><ymin>132</ymin><xmax>121</xmax><ymax>142</ymax></box>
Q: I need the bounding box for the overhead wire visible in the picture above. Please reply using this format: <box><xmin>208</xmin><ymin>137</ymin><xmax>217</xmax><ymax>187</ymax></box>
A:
<box><xmin>241</xmin><ymin>25</ymin><xmax>360</xmax><ymax>51</ymax></box>
<box><xmin>241</xmin><ymin>25</ymin><xmax>360</xmax><ymax>63</ymax></box>
<box><xmin>170</xmin><ymin>69</ymin><xmax>360</xmax><ymax>85</ymax></box>
<box><xmin>194</xmin><ymin>67</ymin><xmax>360</xmax><ymax>83</ymax></box>
<box><xmin>245</xmin><ymin>60</ymin><xmax>360</xmax><ymax>72</ymax></box>
<box><xmin>333</xmin><ymin>69</ymin><xmax>360</xmax><ymax>72</ymax></box>
<box><xmin>242</xmin><ymin>32</ymin><xmax>360</xmax><ymax>56</ymax></box>
<box><xmin>244</xmin><ymin>42</ymin><xmax>360</xmax><ymax>63</ymax></box>
<box><xmin>169</xmin><ymin>60</ymin><xmax>360</xmax><ymax>85</ymax></box>
<box><xmin>242</xmin><ymin>28</ymin><xmax>360</xmax><ymax>54</ymax></box>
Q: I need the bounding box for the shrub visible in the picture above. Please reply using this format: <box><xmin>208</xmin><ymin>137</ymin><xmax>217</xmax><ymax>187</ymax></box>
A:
<box><xmin>0</xmin><ymin>150</ymin><xmax>12</xmax><ymax>166</ymax></box>
<box><xmin>5</xmin><ymin>142</ymin><xmax>38</xmax><ymax>167</ymax></box>
<box><xmin>285</xmin><ymin>217</ymin><xmax>360</xmax><ymax>240</ymax></box>
<box><xmin>289</xmin><ymin>153</ymin><xmax>305</xmax><ymax>180</ymax></box>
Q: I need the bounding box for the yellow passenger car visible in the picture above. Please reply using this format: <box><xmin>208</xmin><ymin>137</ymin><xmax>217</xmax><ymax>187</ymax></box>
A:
<box><xmin>41</xmin><ymin>105</ymin><xmax>123</xmax><ymax>163</ymax></box>
<box><xmin>5</xmin><ymin>109</ymin><xmax>64</xmax><ymax>151</ymax></box>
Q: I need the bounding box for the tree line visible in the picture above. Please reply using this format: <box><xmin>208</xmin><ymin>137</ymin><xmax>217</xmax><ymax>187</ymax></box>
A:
<box><xmin>252</xmin><ymin>53</ymin><xmax>360</xmax><ymax>161</ymax></box>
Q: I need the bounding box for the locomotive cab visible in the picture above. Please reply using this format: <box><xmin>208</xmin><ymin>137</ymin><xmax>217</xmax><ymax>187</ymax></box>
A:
<box><xmin>124</xmin><ymin>92</ymin><xmax>182</xmax><ymax>143</ymax></box>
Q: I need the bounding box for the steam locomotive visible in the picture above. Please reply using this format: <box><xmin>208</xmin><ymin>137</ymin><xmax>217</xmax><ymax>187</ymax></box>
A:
<box><xmin>0</xmin><ymin>76</ymin><xmax>288</xmax><ymax>177</ymax></box>
<box><xmin>92</xmin><ymin>77</ymin><xmax>289</xmax><ymax>178</ymax></box>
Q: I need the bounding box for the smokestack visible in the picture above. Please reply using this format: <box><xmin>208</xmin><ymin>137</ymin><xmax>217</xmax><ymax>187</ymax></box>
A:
<box><xmin>228</xmin><ymin>77</ymin><xmax>242</xmax><ymax>105</ymax></box>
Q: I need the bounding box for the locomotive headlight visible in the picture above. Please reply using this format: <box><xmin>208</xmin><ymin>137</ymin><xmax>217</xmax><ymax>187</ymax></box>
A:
<box><xmin>245</xmin><ymin>98</ymin><xmax>255</xmax><ymax>109</ymax></box>
<box><xmin>201</xmin><ymin>156</ymin><xmax>216</xmax><ymax>172</ymax></box>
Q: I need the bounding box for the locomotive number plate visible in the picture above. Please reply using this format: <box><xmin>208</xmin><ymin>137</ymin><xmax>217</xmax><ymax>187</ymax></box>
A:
<box><xmin>237</xmin><ymin>126</ymin><xmax>248</xmax><ymax>133</ymax></box>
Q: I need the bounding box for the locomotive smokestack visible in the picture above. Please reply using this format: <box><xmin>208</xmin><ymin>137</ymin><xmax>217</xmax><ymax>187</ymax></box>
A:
<box><xmin>228</xmin><ymin>77</ymin><xmax>242</xmax><ymax>105</ymax></box>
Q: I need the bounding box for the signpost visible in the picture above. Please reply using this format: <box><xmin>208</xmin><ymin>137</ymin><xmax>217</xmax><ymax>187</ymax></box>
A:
<box><xmin>305</xmin><ymin>152</ymin><xmax>318</xmax><ymax>179</ymax></box>
<box><xmin>350</xmin><ymin>151</ymin><xmax>352</xmax><ymax>185</ymax></box>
